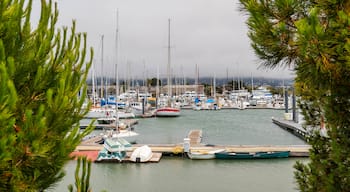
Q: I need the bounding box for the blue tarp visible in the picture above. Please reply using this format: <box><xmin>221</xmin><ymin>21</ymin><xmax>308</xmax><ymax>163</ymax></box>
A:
<box><xmin>195</xmin><ymin>97</ymin><xmax>200</xmax><ymax>103</ymax></box>
<box><xmin>100</xmin><ymin>97</ymin><xmax>125</xmax><ymax>108</ymax></box>
<box><xmin>206</xmin><ymin>99</ymin><xmax>215</xmax><ymax>103</ymax></box>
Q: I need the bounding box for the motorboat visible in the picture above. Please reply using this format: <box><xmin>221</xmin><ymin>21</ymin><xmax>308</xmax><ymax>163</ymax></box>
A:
<box><xmin>85</xmin><ymin>108</ymin><xmax>135</xmax><ymax>119</ymax></box>
<box><xmin>155</xmin><ymin>107</ymin><xmax>180</xmax><ymax>117</ymax></box>
<box><xmin>96</xmin><ymin>138</ymin><xmax>132</xmax><ymax>162</ymax></box>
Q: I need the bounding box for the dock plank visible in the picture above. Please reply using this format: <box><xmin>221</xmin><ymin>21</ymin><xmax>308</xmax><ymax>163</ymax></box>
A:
<box><xmin>188</xmin><ymin>130</ymin><xmax>202</xmax><ymax>145</ymax></box>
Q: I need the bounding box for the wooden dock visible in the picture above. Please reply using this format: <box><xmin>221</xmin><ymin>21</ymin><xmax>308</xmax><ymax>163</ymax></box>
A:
<box><xmin>187</xmin><ymin>129</ymin><xmax>202</xmax><ymax>145</ymax></box>
<box><xmin>272</xmin><ymin>118</ymin><xmax>309</xmax><ymax>140</ymax></box>
<box><xmin>74</xmin><ymin>128</ymin><xmax>311</xmax><ymax>162</ymax></box>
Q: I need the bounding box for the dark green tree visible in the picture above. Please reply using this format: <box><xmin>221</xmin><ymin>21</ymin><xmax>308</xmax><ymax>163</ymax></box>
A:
<box><xmin>147</xmin><ymin>77</ymin><xmax>161</xmax><ymax>87</ymax></box>
<box><xmin>239</xmin><ymin>0</ymin><xmax>350</xmax><ymax>191</ymax></box>
<box><xmin>0</xmin><ymin>0</ymin><xmax>94</xmax><ymax>191</ymax></box>
<box><xmin>227</xmin><ymin>80</ymin><xmax>245</xmax><ymax>90</ymax></box>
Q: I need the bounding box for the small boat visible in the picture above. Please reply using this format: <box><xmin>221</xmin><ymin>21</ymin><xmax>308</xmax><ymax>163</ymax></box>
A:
<box><xmin>154</xmin><ymin>20</ymin><xmax>181</xmax><ymax>118</ymax></box>
<box><xmin>90</xmin><ymin>118</ymin><xmax>139</xmax><ymax>144</ymax></box>
<box><xmin>112</xmin><ymin>130</ymin><xmax>139</xmax><ymax>144</ymax></box>
<box><xmin>155</xmin><ymin>107</ymin><xmax>180</xmax><ymax>117</ymax></box>
<box><xmin>100</xmin><ymin>129</ymin><xmax>139</xmax><ymax>144</ymax></box>
<box><xmin>215</xmin><ymin>151</ymin><xmax>290</xmax><ymax>159</ymax></box>
<box><xmin>85</xmin><ymin>108</ymin><xmax>135</xmax><ymax>119</ymax></box>
<box><xmin>129</xmin><ymin>101</ymin><xmax>144</xmax><ymax>116</ymax></box>
<box><xmin>85</xmin><ymin>108</ymin><xmax>115</xmax><ymax>119</ymax></box>
<box><xmin>253</xmin><ymin>151</ymin><xmax>290</xmax><ymax>158</ymax></box>
<box><xmin>96</xmin><ymin>138</ymin><xmax>132</xmax><ymax>162</ymax></box>
<box><xmin>187</xmin><ymin>149</ymin><xmax>225</xmax><ymax>160</ymax></box>
<box><xmin>80</xmin><ymin>117</ymin><xmax>136</xmax><ymax>132</ymax></box>
<box><xmin>96</xmin><ymin>117</ymin><xmax>117</xmax><ymax>125</ymax></box>
<box><xmin>130</xmin><ymin>145</ymin><xmax>153</xmax><ymax>163</ymax></box>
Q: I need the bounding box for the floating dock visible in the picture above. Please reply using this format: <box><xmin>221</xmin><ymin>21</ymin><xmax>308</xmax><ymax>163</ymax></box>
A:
<box><xmin>74</xmin><ymin>128</ymin><xmax>310</xmax><ymax>161</ymax></box>
<box><xmin>272</xmin><ymin>117</ymin><xmax>309</xmax><ymax>140</ymax></box>
<box><xmin>71</xmin><ymin>150</ymin><xmax>162</xmax><ymax>163</ymax></box>
<box><xmin>95</xmin><ymin>152</ymin><xmax>162</xmax><ymax>163</ymax></box>
<box><xmin>74</xmin><ymin>144</ymin><xmax>310</xmax><ymax>158</ymax></box>
<box><xmin>187</xmin><ymin>129</ymin><xmax>202</xmax><ymax>145</ymax></box>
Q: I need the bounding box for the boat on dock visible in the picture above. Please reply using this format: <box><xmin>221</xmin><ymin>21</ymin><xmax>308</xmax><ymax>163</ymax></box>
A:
<box><xmin>130</xmin><ymin>145</ymin><xmax>153</xmax><ymax>162</ymax></box>
<box><xmin>214</xmin><ymin>151</ymin><xmax>290</xmax><ymax>159</ymax></box>
<box><xmin>187</xmin><ymin>149</ymin><xmax>225</xmax><ymax>160</ymax></box>
<box><xmin>97</xmin><ymin>127</ymin><xmax>139</xmax><ymax>144</ymax></box>
<box><xmin>80</xmin><ymin>116</ymin><xmax>139</xmax><ymax>143</ymax></box>
<box><xmin>96</xmin><ymin>138</ymin><xmax>132</xmax><ymax>162</ymax></box>
<box><xmin>96</xmin><ymin>117</ymin><xmax>117</xmax><ymax>125</ymax></box>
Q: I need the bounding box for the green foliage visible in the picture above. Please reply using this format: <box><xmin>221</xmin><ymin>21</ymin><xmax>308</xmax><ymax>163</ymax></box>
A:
<box><xmin>0</xmin><ymin>0</ymin><xmax>94</xmax><ymax>191</ymax></box>
<box><xmin>68</xmin><ymin>156</ymin><xmax>92</xmax><ymax>192</ymax></box>
<box><xmin>68</xmin><ymin>156</ymin><xmax>108</xmax><ymax>192</ymax></box>
<box><xmin>227</xmin><ymin>80</ymin><xmax>246</xmax><ymax>90</ymax></box>
<box><xmin>240</xmin><ymin>0</ymin><xmax>350</xmax><ymax>191</ymax></box>
<box><xmin>147</xmin><ymin>77</ymin><xmax>162</xmax><ymax>87</ymax></box>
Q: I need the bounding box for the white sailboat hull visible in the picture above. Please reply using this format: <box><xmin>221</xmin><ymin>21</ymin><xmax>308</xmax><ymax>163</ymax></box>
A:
<box><xmin>155</xmin><ymin>107</ymin><xmax>180</xmax><ymax>117</ymax></box>
<box><xmin>111</xmin><ymin>130</ymin><xmax>139</xmax><ymax>144</ymax></box>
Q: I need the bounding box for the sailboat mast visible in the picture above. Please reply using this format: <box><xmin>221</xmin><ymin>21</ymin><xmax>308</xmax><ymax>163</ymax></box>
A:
<box><xmin>115</xmin><ymin>10</ymin><xmax>119</xmax><ymax>104</ymax></box>
<box><xmin>100</xmin><ymin>35</ymin><xmax>104</xmax><ymax>99</ymax></box>
<box><xmin>213</xmin><ymin>73</ymin><xmax>216</xmax><ymax>98</ymax></box>
<box><xmin>156</xmin><ymin>63</ymin><xmax>159</xmax><ymax>101</ymax></box>
<box><xmin>196</xmin><ymin>64</ymin><xmax>199</xmax><ymax>94</ymax></box>
<box><xmin>167</xmin><ymin>18</ymin><xmax>171</xmax><ymax>97</ymax></box>
<box><xmin>251</xmin><ymin>72</ymin><xmax>254</xmax><ymax>95</ymax></box>
<box><xmin>92</xmin><ymin>60</ymin><xmax>96</xmax><ymax>106</ymax></box>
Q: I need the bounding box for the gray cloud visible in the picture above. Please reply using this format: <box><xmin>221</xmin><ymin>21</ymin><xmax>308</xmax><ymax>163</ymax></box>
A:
<box><xmin>35</xmin><ymin>0</ymin><xmax>295</xmax><ymax>79</ymax></box>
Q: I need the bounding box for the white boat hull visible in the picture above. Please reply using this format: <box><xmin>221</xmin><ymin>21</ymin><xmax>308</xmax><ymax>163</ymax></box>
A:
<box><xmin>188</xmin><ymin>149</ymin><xmax>225</xmax><ymax>160</ymax></box>
<box><xmin>85</xmin><ymin>109</ymin><xmax>135</xmax><ymax>119</ymax></box>
<box><xmin>155</xmin><ymin>107</ymin><xmax>180</xmax><ymax>117</ymax></box>
<box><xmin>111</xmin><ymin>130</ymin><xmax>139</xmax><ymax>144</ymax></box>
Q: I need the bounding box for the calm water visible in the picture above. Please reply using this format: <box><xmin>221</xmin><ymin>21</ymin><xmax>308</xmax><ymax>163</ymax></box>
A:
<box><xmin>52</xmin><ymin>109</ymin><xmax>308</xmax><ymax>192</ymax></box>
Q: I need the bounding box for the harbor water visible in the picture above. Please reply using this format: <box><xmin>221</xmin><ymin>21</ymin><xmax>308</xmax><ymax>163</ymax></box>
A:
<box><xmin>52</xmin><ymin>109</ymin><xmax>308</xmax><ymax>192</ymax></box>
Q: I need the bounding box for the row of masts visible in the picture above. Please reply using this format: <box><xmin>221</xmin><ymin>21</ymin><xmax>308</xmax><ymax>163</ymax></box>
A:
<box><xmin>92</xmin><ymin>10</ymin><xmax>120</xmax><ymax>104</ymax></box>
<box><xmin>93</xmin><ymin>16</ymin><xmax>174</xmax><ymax>102</ymax></box>
<box><xmin>90</xmin><ymin>15</ymin><xmax>259</xmax><ymax>103</ymax></box>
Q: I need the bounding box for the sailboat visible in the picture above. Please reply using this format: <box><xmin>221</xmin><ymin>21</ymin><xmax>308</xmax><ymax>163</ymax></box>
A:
<box><xmin>155</xmin><ymin>19</ymin><xmax>180</xmax><ymax>117</ymax></box>
<box><xmin>85</xmin><ymin>34</ymin><xmax>134</xmax><ymax>119</ymax></box>
<box><xmin>96</xmin><ymin>11</ymin><xmax>139</xmax><ymax>144</ymax></box>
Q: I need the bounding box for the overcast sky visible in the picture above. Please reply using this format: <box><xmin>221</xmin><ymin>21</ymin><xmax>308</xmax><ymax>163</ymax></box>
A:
<box><xmin>35</xmin><ymin>0</ymin><xmax>295</xmax><ymax>79</ymax></box>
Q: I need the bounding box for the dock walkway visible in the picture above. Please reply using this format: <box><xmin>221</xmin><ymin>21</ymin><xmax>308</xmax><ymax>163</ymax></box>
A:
<box><xmin>75</xmin><ymin>144</ymin><xmax>310</xmax><ymax>157</ymax></box>
<box><xmin>74</xmin><ymin>128</ymin><xmax>311</xmax><ymax>162</ymax></box>
<box><xmin>272</xmin><ymin>118</ymin><xmax>309</xmax><ymax>140</ymax></box>
<box><xmin>187</xmin><ymin>129</ymin><xmax>202</xmax><ymax>145</ymax></box>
